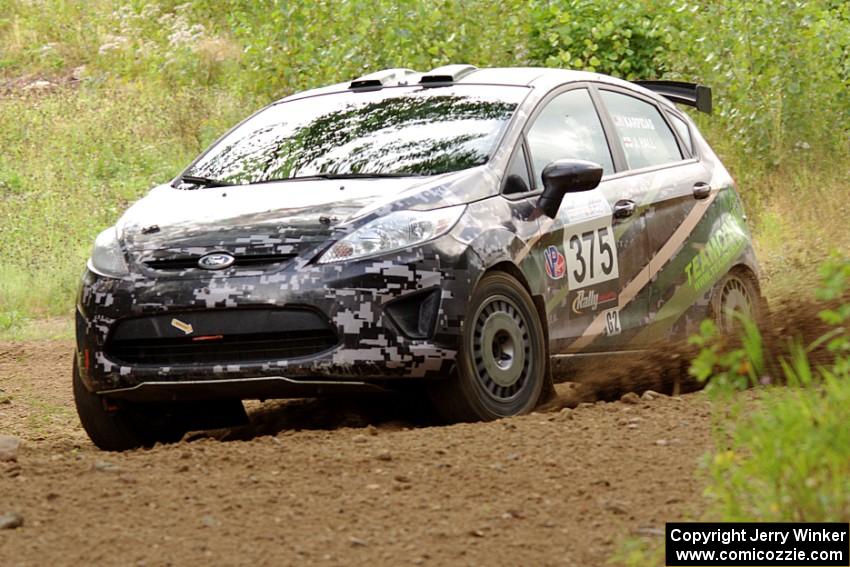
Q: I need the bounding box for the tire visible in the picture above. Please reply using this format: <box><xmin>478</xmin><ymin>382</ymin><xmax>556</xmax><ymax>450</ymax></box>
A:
<box><xmin>709</xmin><ymin>268</ymin><xmax>763</xmax><ymax>334</ymax></box>
<box><xmin>74</xmin><ymin>358</ymin><xmax>247</xmax><ymax>451</ymax></box>
<box><xmin>73</xmin><ymin>357</ymin><xmax>157</xmax><ymax>451</ymax></box>
<box><xmin>429</xmin><ymin>271</ymin><xmax>550</xmax><ymax>421</ymax></box>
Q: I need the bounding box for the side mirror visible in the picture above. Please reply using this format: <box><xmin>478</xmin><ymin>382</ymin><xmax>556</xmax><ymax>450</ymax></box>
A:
<box><xmin>537</xmin><ymin>159</ymin><xmax>603</xmax><ymax>218</ymax></box>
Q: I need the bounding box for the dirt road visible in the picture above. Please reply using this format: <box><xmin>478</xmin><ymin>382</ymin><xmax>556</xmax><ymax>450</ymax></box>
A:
<box><xmin>0</xmin><ymin>341</ymin><xmax>713</xmax><ymax>566</ymax></box>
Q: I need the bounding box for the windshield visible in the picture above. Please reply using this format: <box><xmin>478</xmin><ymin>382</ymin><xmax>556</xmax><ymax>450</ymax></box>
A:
<box><xmin>182</xmin><ymin>85</ymin><xmax>527</xmax><ymax>185</ymax></box>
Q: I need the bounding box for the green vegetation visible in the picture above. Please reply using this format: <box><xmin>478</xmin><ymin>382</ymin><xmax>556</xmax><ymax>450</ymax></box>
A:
<box><xmin>696</xmin><ymin>256</ymin><xmax>850</xmax><ymax>522</ymax></box>
<box><xmin>0</xmin><ymin>0</ymin><xmax>847</xmax><ymax>324</ymax></box>
<box><xmin>613</xmin><ymin>255</ymin><xmax>850</xmax><ymax>565</ymax></box>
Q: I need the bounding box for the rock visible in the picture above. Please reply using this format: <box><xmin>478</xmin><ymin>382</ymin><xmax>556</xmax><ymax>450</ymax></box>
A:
<box><xmin>601</xmin><ymin>500</ymin><xmax>629</xmax><ymax>515</ymax></box>
<box><xmin>93</xmin><ymin>460</ymin><xmax>120</xmax><ymax>472</ymax></box>
<box><xmin>393</xmin><ymin>474</ymin><xmax>411</xmax><ymax>484</ymax></box>
<box><xmin>23</xmin><ymin>80</ymin><xmax>54</xmax><ymax>91</ymax></box>
<box><xmin>0</xmin><ymin>435</ymin><xmax>21</xmax><ymax>462</ymax></box>
<box><xmin>349</xmin><ymin>536</ymin><xmax>368</xmax><ymax>547</ymax></box>
<box><xmin>642</xmin><ymin>390</ymin><xmax>666</xmax><ymax>401</ymax></box>
<box><xmin>366</xmin><ymin>425</ymin><xmax>378</xmax><ymax>436</ymax></box>
<box><xmin>200</xmin><ymin>515</ymin><xmax>219</xmax><ymax>528</ymax></box>
<box><xmin>620</xmin><ymin>392</ymin><xmax>641</xmax><ymax>404</ymax></box>
<box><xmin>352</xmin><ymin>434</ymin><xmax>369</xmax><ymax>444</ymax></box>
<box><xmin>375</xmin><ymin>450</ymin><xmax>392</xmax><ymax>462</ymax></box>
<box><xmin>0</xmin><ymin>512</ymin><xmax>23</xmax><ymax>529</ymax></box>
<box><xmin>469</xmin><ymin>529</ymin><xmax>485</xmax><ymax>538</ymax></box>
<box><xmin>655</xmin><ymin>439</ymin><xmax>669</xmax><ymax>446</ymax></box>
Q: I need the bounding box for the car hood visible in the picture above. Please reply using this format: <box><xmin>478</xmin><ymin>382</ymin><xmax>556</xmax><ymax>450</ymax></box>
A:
<box><xmin>118</xmin><ymin>167</ymin><xmax>496</xmax><ymax>266</ymax></box>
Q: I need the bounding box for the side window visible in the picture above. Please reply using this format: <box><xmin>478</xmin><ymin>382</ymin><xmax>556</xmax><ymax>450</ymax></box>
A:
<box><xmin>668</xmin><ymin>113</ymin><xmax>694</xmax><ymax>156</ymax></box>
<box><xmin>502</xmin><ymin>143</ymin><xmax>532</xmax><ymax>195</ymax></box>
<box><xmin>526</xmin><ymin>89</ymin><xmax>614</xmax><ymax>187</ymax></box>
<box><xmin>600</xmin><ymin>90</ymin><xmax>683</xmax><ymax>170</ymax></box>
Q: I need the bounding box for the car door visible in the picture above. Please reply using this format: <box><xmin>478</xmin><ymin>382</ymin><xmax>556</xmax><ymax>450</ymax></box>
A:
<box><xmin>594</xmin><ymin>87</ymin><xmax>712</xmax><ymax>345</ymax></box>
<box><xmin>522</xmin><ymin>86</ymin><xmax>651</xmax><ymax>354</ymax></box>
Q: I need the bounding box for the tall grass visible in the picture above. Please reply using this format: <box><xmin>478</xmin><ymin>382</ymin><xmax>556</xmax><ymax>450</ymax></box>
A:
<box><xmin>0</xmin><ymin>84</ymin><xmax>250</xmax><ymax>318</ymax></box>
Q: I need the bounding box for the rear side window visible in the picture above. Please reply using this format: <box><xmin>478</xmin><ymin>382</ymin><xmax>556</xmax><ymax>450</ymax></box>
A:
<box><xmin>600</xmin><ymin>90</ymin><xmax>683</xmax><ymax>170</ymax></box>
<box><xmin>668</xmin><ymin>113</ymin><xmax>694</xmax><ymax>156</ymax></box>
<box><xmin>526</xmin><ymin>88</ymin><xmax>614</xmax><ymax>186</ymax></box>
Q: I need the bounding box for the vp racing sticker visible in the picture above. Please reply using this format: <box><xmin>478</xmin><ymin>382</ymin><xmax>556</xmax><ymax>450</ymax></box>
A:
<box><xmin>543</xmin><ymin>245</ymin><xmax>566</xmax><ymax>280</ymax></box>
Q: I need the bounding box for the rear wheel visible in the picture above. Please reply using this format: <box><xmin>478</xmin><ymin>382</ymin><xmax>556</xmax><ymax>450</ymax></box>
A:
<box><xmin>73</xmin><ymin>358</ymin><xmax>247</xmax><ymax>451</ymax></box>
<box><xmin>429</xmin><ymin>272</ymin><xmax>549</xmax><ymax>421</ymax></box>
<box><xmin>709</xmin><ymin>269</ymin><xmax>763</xmax><ymax>334</ymax></box>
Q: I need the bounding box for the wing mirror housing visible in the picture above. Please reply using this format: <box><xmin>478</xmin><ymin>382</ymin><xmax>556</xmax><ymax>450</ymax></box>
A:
<box><xmin>537</xmin><ymin>159</ymin><xmax>604</xmax><ymax>218</ymax></box>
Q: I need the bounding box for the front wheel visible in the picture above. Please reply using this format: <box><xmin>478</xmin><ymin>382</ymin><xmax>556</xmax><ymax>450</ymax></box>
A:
<box><xmin>73</xmin><ymin>358</ymin><xmax>247</xmax><ymax>451</ymax></box>
<box><xmin>73</xmin><ymin>358</ymin><xmax>162</xmax><ymax>451</ymax></box>
<box><xmin>429</xmin><ymin>272</ymin><xmax>550</xmax><ymax>422</ymax></box>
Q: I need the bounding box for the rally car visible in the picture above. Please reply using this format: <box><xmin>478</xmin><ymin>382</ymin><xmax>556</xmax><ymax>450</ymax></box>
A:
<box><xmin>74</xmin><ymin>64</ymin><xmax>761</xmax><ymax>450</ymax></box>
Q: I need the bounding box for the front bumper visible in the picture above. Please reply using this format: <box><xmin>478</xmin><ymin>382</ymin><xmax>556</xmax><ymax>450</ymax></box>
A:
<box><xmin>77</xmin><ymin>243</ymin><xmax>475</xmax><ymax>397</ymax></box>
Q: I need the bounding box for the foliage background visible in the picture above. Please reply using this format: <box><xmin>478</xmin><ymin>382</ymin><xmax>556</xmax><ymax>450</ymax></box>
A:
<box><xmin>0</xmin><ymin>0</ymin><xmax>848</xmax><ymax>325</ymax></box>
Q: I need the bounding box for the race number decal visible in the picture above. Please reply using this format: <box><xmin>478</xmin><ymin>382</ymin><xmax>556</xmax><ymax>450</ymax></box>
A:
<box><xmin>564</xmin><ymin>221</ymin><xmax>619</xmax><ymax>290</ymax></box>
<box><xmin>603</xmin><ymin>308</ymin><xmax>622</xmax><ymax>337</ymax></box>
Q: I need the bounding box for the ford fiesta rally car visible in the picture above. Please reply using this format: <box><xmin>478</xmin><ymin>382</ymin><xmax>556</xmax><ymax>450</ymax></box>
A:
<box><xmin>74</xmin><ymin>65</ymin><xmax>761</xmax><ymax>450</ymax></box>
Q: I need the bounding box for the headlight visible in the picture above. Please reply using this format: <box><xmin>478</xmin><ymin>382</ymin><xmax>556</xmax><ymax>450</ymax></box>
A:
<box><xmin>87</xmin><ymin>227</ymin><xmax>129</xmax><ymax>278</ymax></box>
<box><xmin>318</xmin><ymin>205</ymin><xmax>466</xmax><ymax>264</ymax></box>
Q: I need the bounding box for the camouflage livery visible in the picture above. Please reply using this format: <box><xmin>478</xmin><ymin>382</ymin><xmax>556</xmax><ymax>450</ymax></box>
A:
<box><xmin>75</xmin><ymin>66</ymin><xmax>759</xmax><ymax>402</ymax></box>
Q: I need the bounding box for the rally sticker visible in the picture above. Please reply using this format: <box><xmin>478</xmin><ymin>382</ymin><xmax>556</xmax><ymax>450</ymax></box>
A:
<box><xmin>171</xmin><ymin>318</ymin><xmax>194</xmax><ymax>335</ymax></box>
<box><xmin>543</xmin><ymin>245</ymin><xmax>566</xmax><ymax>280</ymax></box>
<box><xmin>603</xmin><ymin>308</ymin><xmax>622</xmax><ymax>337</ymax></box>
<box><xmin>571</xmin><ymin>289</ymin><xmax>617</xmax><ymax>315</ymax></box>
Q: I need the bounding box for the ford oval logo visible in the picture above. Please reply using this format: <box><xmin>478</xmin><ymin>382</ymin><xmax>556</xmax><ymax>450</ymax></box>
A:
<box><xmin>198</xmin><ymin>252</ymin><xmax>235</xmax><ymax>270</ymax></box>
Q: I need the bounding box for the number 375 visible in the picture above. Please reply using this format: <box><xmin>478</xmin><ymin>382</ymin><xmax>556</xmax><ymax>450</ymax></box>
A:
<box><xmin>566</xmin><ymin>226</ymin><xmax>618</xmax><ymax>288</ymax></box>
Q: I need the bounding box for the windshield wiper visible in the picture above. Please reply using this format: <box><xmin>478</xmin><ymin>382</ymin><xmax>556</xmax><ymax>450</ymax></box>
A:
<box><xmin>177</xmin><ymin>175</ymin><xmax>234</xmax><ymax>188</ymax></box>
<box><xmin>244</xmin><ymin>172</ymin><xmax>425</xmax><ymax>185</ymax></box>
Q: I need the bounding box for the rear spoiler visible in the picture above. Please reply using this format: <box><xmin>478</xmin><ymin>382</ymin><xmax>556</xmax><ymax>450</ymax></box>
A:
<box><xmin>633</xmin><ymin>81</ymin><xmax>712</xmax><ymax>114</ymax></box>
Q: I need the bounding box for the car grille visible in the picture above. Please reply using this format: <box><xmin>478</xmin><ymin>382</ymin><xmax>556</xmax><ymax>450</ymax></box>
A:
<box><xmin>106</xmin><ymin>308</ymin><xmax>338</xmax><ymax>366</ymax></box>
<box><xmin>144</xmin><ymin>253</ymin><xmax>297</xmax><ymax>271</ymax></box>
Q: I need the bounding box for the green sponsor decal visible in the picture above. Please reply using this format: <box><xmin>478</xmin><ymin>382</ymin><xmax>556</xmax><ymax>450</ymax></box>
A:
<box><xmin>684</xmin><ymin>215</ymin><xmax>747</xmax><ymax>292</ymax></box>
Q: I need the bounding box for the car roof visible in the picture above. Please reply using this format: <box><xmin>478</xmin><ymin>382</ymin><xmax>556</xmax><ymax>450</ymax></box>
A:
<box><xmin>276</xmin><ymin>65</ymin><xmax>678</xmax><ymax>113</ymax></box>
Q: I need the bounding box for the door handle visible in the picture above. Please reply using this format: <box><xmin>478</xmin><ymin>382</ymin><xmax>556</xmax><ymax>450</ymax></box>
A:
<box><xmin>693</xmin><ymin>182</ymin><xmax>711</xmax><ymax>199</ymax></box>
<box><xmin>613</xmin><ymin>199</ymin><xmax>636</xmax><ymax>219</ymax></box>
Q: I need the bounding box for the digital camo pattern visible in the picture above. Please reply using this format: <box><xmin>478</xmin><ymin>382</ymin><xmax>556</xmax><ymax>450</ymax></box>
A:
<box><xmin>76</xmin><ymin>68</ymin><xmax>759</xmax><ymax>398</ymax></box>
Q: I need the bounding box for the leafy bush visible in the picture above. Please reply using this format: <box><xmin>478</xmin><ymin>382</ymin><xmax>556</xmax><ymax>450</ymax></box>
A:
<box><xmin>198</xmin><ymin>0</ymin><xmax>531</xmax><ymax>100</ymax></box>
<box><xmin>670</xmin><ymin>0</ymin><xmax>850</xmax><ymax>167</ymax></box>
<box><xmin>528</xmin><ymin>0</ymin><xmax>850</xmax><ymax>166</ymax></box>
<box><xmin>528</xmin><ymin>0</ymin><xmax>674</xmax><ymax>79</ymax></box>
